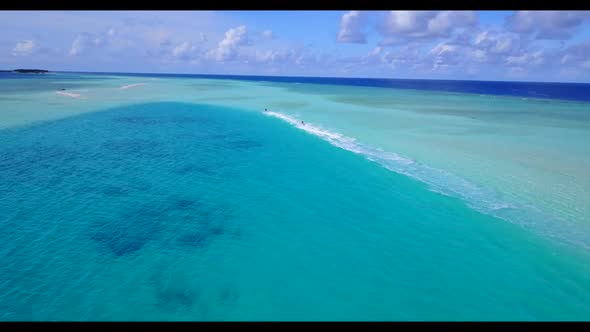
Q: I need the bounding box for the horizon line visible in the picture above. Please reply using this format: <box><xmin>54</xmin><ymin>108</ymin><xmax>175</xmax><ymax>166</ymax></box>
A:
<box><xmin>46</xmin><ymin>69</ymin><xmax>590</xmax><ymax>85</ymax></box>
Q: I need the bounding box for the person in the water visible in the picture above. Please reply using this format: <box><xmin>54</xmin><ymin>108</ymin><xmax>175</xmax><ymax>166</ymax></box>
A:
<box><xmin>301</xmin><ymin>121</ymin><xmax>305</xmax><ymax>125</ymax></box>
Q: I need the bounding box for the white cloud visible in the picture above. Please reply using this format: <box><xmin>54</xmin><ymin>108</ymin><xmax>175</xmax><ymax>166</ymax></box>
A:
<box><xmin>379</xmin><ymin>11</ymin><xmax>477</xmax><ymax>44</ymax></box>
<box><xmin>255</xmin><ymin>49</ymin><xmax>293</xmax><ymax>64</ymax></box>
<box><xmin>428</xmin><ymin>11</ymin><xmax>476</xmax><ymax>36</ymax></box>
<box><xmin>428</xmin><ymin>42</ymin><xmax>464</xmax><ymax>68</ymax></box>
<box><xmin>505</xmin><ymin>54</ymin><xmax>527</xmax><ymax>66</ymax></box>
<box><xmin>262</xmin><ymin>30</ymin><xmax>274</xmax><ymax>40</ymax></box>
<box><xmin>337</xmin><ymin>11</ymin><xmax>367</xmax><ymax>43</ymax></box>
<box><xmin>470</xmin><ymin>49</ymin><xmax>488</xmax><ymax>63</ymax></box>
<box><xmin>361</xmin><ymin>46</ymin><xmax>390</xmax><ymax>65</ymax></box>
<box><xmin>470</xmin><ymin>29</ymin><xmax>524</xmax><ymax>65</ymax></box>
<box><xmin>251</xmin><ymin>47</ymin><xmax>321</xmax><ymax>69</ymax></box>
<box><xmin>506</xmin><ymin>51</ymin><xmax>544</xmax><ymax>66</ymax></box>
<box><xmin>12</xmin><ymin>40</ymin><xmax>36</xmax><ymax>56</ymax></box>
<box><xmin>4</xmin><ymin>10</ymin><xmax>590</xmax><ymax>81</ymax></box>
<box><xmin>148</xmin><ymin>35</ymin><xmax>208</xmax><ymax>63</ymax></box>
<box><xmin>207</xmin><ymin>25</ymin><xmax>249</xmax><ymax>62</ymax></box>
<box><xmin>172</xmin><ymin>41</ymin><xmax>200</xmax><ymax>60</ymax></box>
<box><xmin>560</xmin><ymin>54</ymin><xmax>573</xmax><ymax>65</ymax></box>
<box><xmin>358</xmin><ymin>43</ymin><xmax>423</xmax><ymax>70</ymax></box>
<box><xmin>69</xmin><ymin>33</ymin><xmax>91</xmax><ymax>56</ymax></box>
<box><xmin>556</xmin><ymin>42</ymin><xmax>590</xmax><ymax>70</ymax></box>
<box><xmin>506</xmin><ymin>11</ymin><xmax>590</xmax><ymax>40</ymax></box>
<box><xmin>429</xmin><ymin>42</ymin><xmax>457</xmax><ymax>57</ymax></box>
<box><xmin>69</xmin><ymin>29</ymin><xmax>118</xmax><ymax>56</ymax></box>
<box><xmin>474</xmin><ymin>30</ymin><xmax>520</xmax><ymax>54</ymax></box>
<box><xmin>68</xmin><ymin>26</ymin><xmax>142</xmax><ymax>58</ymax></box>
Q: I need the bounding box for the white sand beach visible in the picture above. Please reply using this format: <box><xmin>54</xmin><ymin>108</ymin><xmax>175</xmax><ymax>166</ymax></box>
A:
<box><xmin>56</xmin><ymin>91</ymin><xmax>82</xmax><ymax>98</ymax></box>
<box><xmin>120</xmin><ymin>83</ymin><xmax>146</xmax><ymax>89</ymax></box>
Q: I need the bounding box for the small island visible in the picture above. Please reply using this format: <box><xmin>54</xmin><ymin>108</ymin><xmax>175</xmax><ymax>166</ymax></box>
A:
<box><xmin>11</xmin><ymin>69</ymin><xmax>50</xmax><ymax>74</ymax></box>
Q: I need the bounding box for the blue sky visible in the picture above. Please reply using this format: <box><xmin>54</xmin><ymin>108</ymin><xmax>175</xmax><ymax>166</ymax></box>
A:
<box><xmin>1</xmin><ymin>10</ymin><xmax>590</xmax><ymax>82</ymax></box>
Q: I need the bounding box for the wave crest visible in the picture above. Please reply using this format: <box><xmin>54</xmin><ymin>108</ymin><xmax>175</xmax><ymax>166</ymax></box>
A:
<box><xmin>264</xmin><ymin>110</ymin><xmax>589</xmax><ymax>251</ymax></box>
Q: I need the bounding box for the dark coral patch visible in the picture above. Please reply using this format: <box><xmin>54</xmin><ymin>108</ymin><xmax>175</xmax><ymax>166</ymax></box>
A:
<box><xmin>173</xmin><ymin>199</ymin><xmax>200</xmax><ymax>210</ymax></box>
<box><xmin>177</xmin><ymin>231</ymin><xmax>211</xmax><ymax>249</ymax></box>
<box><xmin>91</xmin><ymin>203</ymin><xmax>168</xmax><ymax>257</ymax></box>
<box><xmin>164</xmin><ymin>195</ymin><xmax>206</xmax><ymax>212</ymax></box>
<box><xmin>91</xmin><ymin>229</ymin><xmax>150</xmax><ymax>257</ymax></box>
<box><xmin>155</xmin><ymin>285</ymin><xmax>199</xmax><ymax>312</ymax></box>
<box><xmin>208</xmin><ymin>225</ymin><xmax>224</xmax><ymax>236</ymax></box>
<box><xmin>218</xmin><ymin>286</ymin><xmax>239</xmax><ymax>304</ymax></box>
<box><xmin>123</xmin><ymin>204</ymin><xmax>172</xmax><ymax>227</ymax></box>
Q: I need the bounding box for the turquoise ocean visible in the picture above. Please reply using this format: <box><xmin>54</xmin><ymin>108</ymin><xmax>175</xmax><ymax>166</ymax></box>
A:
<box><xmin>0</xmin><ymin>72</ymin><xmax>589</xmax><ymax>320</ymax></box>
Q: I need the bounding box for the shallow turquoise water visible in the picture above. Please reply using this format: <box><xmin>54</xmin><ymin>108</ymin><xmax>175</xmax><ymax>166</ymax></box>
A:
<box><xmin>1</xmin><ymin>102</ymin><xmax>589</xmax><ymax>320</ymax></box>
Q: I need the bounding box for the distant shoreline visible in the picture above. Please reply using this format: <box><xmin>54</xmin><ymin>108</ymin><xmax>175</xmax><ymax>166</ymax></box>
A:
<box><xmin>54</xmin><ymin>70</ymin><xmax>590</xmax><ymax>103</ymax></box>
<box><xmin>4</xmin><ymin>69</ymin><xmax>50</xmax><ymax>74</ymax></box>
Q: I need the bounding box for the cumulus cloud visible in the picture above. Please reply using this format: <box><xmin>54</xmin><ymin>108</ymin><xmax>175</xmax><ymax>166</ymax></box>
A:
<box><xmin>255</xmin><ymin>49</ymin><xmax>294</xmax><ymax>64</ymax></box>
<box><xmin>558</xmin><ymin>42</ymin><xmax>590</xmax><ymax>70</ymax></box>
<box><xmin>505</xmin><ymin>51</ymin><xmax>545</xmax><ymax>66</ymax></box>
<box><xmin>6</xmin><ymin>10</ymin><xmax>590</xmax><ymax>81</ymax></box>
<box><xmin>429</xmin><ymin>42</ymin><xmax>458</xmax><ymax>57</ymax></box>
<box><xmin>69</xmin><ymin>33</ymin><xmax>93</xmax><ymax>56</ymax></box>
<box><xmin>362</xmin><ymin>23</ymin><xmax>545</xmax><ymax>76</ymax></box>
<box><xmin>358</xmin><ymin>43</ymin><xmax>423</xmax><ymax>70</ymax></box>
<box><xmin>356</xmin><ymin>11</ymin><xmax>575</xmax><ymax>77</ymax></box>
<box><xmin>252</xmin><ymin>47</ymin><xmax>320</xmax><ymax>68</ymax></box>
<box><xmin>12</xmin><ymin>40</ymin><xmax>36</xmax><ymax>56</ymax></box>
<box><xmin>438</xmin><ymin>29</ymin><xmax>527</xmax><ymax>68</ymax></box>
<box><xmin>428</xmin><ymin>42</ymin><xmax>465</xmax><ymax>69</ymax></box>
<box><xmin>337</xmin><ymin>11</ymin><xmax>368</xmax><ymax>43</ymax></box>
<box><xmin>361</xmin><ymin>46</ymin><xmax>387</xmax><ymax>65</ymax></box>
<box><xmin>207</xmin><ymin>25</ymin><xmax>249</xmax><ymax>62</ymax></box>
<box><xmin>473</xmin><ymin>30</ymin><xmax>524</xmax><ymax>56</ymax></box>
<box><xmin>379</xmin><ymin>11</ymin><xmax>477</xmax><ymax>44</ymax></box>
<box><xmin>171</xmin><ymin>41</ymin><xmax>200</xmax><ymax>60</ymax></box>
<box><xmin>147</xmin><ymin>36</ymin><xmax>207</xmax><ymax>64</ymax></box>
<box><xmin>261</xmin><ymin>30</ymin><xmax>274</xmax><ymax>40</ymax></box>
<box><xmin>69</xmin><ymin>28</ymin><xmax>118</xmax><ymax>56</ymax></box>
<box><xmin>506</xmin><ymin>11</ymin><xmax>590</xmax><ymax>40</ymax></box>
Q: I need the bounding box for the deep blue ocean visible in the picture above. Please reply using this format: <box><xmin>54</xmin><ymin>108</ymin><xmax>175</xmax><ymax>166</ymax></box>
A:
<box><xmin>54</xmin><ymin>71</ymin><xmax>590</xmax><ymax>102</ymax></box>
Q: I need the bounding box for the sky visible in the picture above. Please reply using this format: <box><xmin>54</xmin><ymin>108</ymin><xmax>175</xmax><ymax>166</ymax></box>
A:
<box><xmin>1</xmin><ymin>10</ymin><xmax>590</xmax><ymax>82</ymax></box>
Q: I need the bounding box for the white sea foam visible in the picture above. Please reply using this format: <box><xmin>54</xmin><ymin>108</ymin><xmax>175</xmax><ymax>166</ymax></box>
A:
<box><xmin>264</xmin><ymin>110</ymin><xmax>589</xmax><ymax>250</ymax></box>
<box><xmin>264</xmin><ymin>111</ymin><xmax>498</xmax><ymax>210</ymax></box>
<box><xmin>56</xmin><ymin>91</ymin><xmax>82</xmax><ymax>98</ymax></box>
<box><xmin>120</xmin><ymin>83</ymin><xmax>146</xmax><ymax>89</ymax></box>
